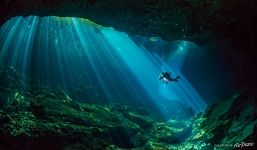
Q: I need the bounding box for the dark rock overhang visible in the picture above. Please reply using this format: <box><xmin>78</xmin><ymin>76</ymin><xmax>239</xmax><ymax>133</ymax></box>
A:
<box><xmin>1</xmin><ymin>0</ymin><xmax>257</xmax><ymax>45</ymax></box>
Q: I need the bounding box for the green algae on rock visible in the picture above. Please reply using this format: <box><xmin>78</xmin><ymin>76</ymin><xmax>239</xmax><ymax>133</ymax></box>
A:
<box><xmin>0</xmin><ymin>67</ymin><xmax>256</xmax><ymax>149</ymax></box>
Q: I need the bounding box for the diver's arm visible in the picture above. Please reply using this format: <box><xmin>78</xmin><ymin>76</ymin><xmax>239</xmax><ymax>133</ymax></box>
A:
<box><xmin>159</xmin><ymin>74</ymin><xmax>163</xmax><ymax>80</ymax></box>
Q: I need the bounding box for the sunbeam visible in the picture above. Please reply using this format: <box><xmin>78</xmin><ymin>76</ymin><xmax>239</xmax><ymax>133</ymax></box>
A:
<box><xmin>0</xmin><ymin>1</ymin><xmax>255</xmax><ymax>148</ymax></box>
<box><xmin>0</xmin><ymin>16</ymin><xmax>206</xmax><ymax>119</ymax></box>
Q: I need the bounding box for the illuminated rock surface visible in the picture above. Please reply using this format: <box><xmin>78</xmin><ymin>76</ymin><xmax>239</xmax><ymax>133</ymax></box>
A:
<box><xmin>0</xmin><ymin>67</ymin><xmax>256</xmax><ymax>149</ymax></box>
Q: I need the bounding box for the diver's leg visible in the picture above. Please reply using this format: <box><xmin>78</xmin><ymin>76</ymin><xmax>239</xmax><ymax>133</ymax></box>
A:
<box><xmin>174</xmin><ymin>76</ymin><xmax>180</xmax><ymax>81</ymax></box>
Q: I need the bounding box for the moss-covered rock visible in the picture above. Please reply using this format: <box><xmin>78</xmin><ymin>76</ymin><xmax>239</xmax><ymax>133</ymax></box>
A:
<box><xmin>0</xmin><ymin>67</ymin><xmax>256</xmax><ymax>149</ymax></box>
<box><xmin>185</xmin><ymin>89</ymin><xmax>257</xmax><ymax>149</ymax></box>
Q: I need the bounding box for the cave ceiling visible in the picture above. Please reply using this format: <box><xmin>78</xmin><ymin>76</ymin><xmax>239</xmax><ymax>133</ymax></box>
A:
<box><xmin>1</xmin><ymin>0</ymin><xmax>257</xmax><ymax>46</ymax></box>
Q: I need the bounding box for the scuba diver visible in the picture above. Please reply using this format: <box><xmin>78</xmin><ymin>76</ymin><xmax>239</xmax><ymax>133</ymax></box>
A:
<box><xmin>159</xmin><ymin>72</ymin><xmax>180</xmax><ymax>84</ymax></box>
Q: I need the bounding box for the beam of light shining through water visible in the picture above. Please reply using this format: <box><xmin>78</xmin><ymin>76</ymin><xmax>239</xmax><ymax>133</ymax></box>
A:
<box><xmin>0</xmin><ymin>16</ymin><xmax>207</xmax><ymax>118</ymax></box>
<box><xmin>101</xmin><ymin>29</ymin><xmax>206</xmax><ymax>112</ymax></box>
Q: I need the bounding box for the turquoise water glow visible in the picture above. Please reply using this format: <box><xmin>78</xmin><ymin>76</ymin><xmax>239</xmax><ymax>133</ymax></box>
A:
<box><xmin>0</xmin><ymin>16</ymin><xmax>206</xmax><ymax>118</ymax></box>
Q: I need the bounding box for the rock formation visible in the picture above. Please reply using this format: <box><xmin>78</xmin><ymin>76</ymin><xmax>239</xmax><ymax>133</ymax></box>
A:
<box><xmin>0</xmin><ymin>66</ymin><xmax>255</xmax><ymax>149</ymax></box>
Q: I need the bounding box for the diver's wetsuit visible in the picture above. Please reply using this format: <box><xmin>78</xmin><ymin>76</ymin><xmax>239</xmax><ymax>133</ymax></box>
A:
<box><xmin>159</xmin><ymin>72</ymin><xmax>180</xmax><ymax>84</ymax></box>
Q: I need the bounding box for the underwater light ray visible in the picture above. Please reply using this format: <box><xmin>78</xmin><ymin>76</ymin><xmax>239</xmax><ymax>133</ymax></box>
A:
<box><xmin>72</xmin><ymin>20</ymin><xmax>150</xmax><ymax>106</ymax></box>
<box><xmin>95</xmin><ymin>34</ymin><xmax>149</xmax><ymax>104</ymax></box>
<box><xmin>92</xmin><ymin>33</ymin><xmax>150</xmax><ymax>104</ymax></box>
<box><xmin>165</xmin><ymin>41</ymin><xmax>188</xmax><ymax>70</ymax></box>
<box><xmin>103</xmin><ymin>30</ymin><xmax>159</xmax><ymax>81</ymax></box>
<box><xmin>104</xmin><ymin>31</ymin><xmax>206</xmax><ymax>113</ymax></box>
<box><xmin>80</xmin><ymin>25</ymin><xmax>116</xmax><ymax>84</ymax></box>
<box><xmin>72</xmin><ymin>18</ymin><xmax>115</xmax><ymax>103</ymax></box>
<box><xmin>0</xmin><ymin>20</ymin><xmax>10</xmax><ymax>40</ymax></box>
<box><xmin>92</xmin><ymin>30</ymin><xmax>133</xmax><ymax>102</ymax></box>
<box><xmin>0</xmin><ymin>16</ymin><xmax>206</xmax><ymax>118</ymax></box>
<box><xmin>37</xmin><ymin>17</ymin><xmax>51</xmax><ymax>80</ymax></box>
<box><xmin>59</xmin><ymin>21</ymin><xmax>77</xmax><ymax>86</ymax></box>
<box><xmin>67</xmin><ymin>21</ymin><xmax>92</xmax><ymax>75</ymax></box>
<box><xmin>0</xmin><ymin>17</ymin><xmax>18</xmax><ymax>44</ymax></box>
<box><xmin>10</xmin><ymin>17</ymin><xmax>33</xmax><ymax>69</ymax></box>
<box><xmin>155</xmin><ymin>55</ymin><xmax>207</xmax><ymax>112</ymax></box>
<box><xmin>101</xmin><ymin>29</ymin><xmax>198</xmax><ymax>114</ymax></box>
<box><xmin>86</xmin><ymin>31</ymin><xmax>131</xmax><ymax>102</ymax></box>
<box><xmin>0</xmin><ymin>17</ymin><xmax>23</xmax><ymax>65</ymax></box>
<box><xmin>54</xmin><ymin>17</ymin><xmax>68</xmax><ymax>86</ymax></box>
<box><xmin>73</xmin><ymin>19</ymin><xmax>135</xmax><ymax>104</ymax></box>
<box><xmin>176</xmin><ymin>75</ymin><xmax>205</xmax><ymax>111</ymax></box>
<box><xmin>20</xmin><ymin>16</ymin><xmax>39</xmax><ymax>75</ymax></box>
<box><xmin>62</xmin><ymin>18</ymin><xmax>89</xmax><ymax>87</ymax></box>
<box><xmin>101</xmin><ymin>28</ymin><xmax>175</xmax><ymax>116</ymax></box>
<box><xmin>35</xmin><ymin>19</ymin><xmax>45</xmax><ymax>80</ymax></box>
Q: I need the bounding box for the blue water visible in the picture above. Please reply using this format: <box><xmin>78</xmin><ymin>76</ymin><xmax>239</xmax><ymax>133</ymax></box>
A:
<box><xmin>0</xmin><ymin>16</ymin><xmax>206</xmax><ymax>119</ymax></box>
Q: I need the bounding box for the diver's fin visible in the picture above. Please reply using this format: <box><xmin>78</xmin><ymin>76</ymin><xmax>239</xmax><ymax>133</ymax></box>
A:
<box><xmin>175</xmin><ymin>76</ymin><xmax>180</xmax><ymax>79</ymax></box>
<box><xmin>174</xmin><ymin>76</ymin><xmax>180</xmax><ymax>81</ymax></box>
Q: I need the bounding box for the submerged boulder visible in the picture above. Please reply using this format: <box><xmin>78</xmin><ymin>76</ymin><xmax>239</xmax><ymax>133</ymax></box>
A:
<box><xmin>187</xmin><ymin>88</ymin><xmax>257</xmax><ymax>149</ymax></box>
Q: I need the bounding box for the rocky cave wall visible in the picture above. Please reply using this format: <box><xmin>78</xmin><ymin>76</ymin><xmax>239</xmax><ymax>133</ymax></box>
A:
<box><xmin>0</xmin><ymin>0</ymin><xmax>256</xmax><ymax>43</ymax></box>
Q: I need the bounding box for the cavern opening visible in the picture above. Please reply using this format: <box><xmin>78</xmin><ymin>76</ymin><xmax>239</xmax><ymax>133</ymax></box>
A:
<box><xmin>0</xmin><ymin>13</ymin><xmax>256</xmax><ymax>150</ymax></box>
<box><xmin>1</xmin><ymin>15</ymin><xmax>239</xmax><ymax>114</ymax></box>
